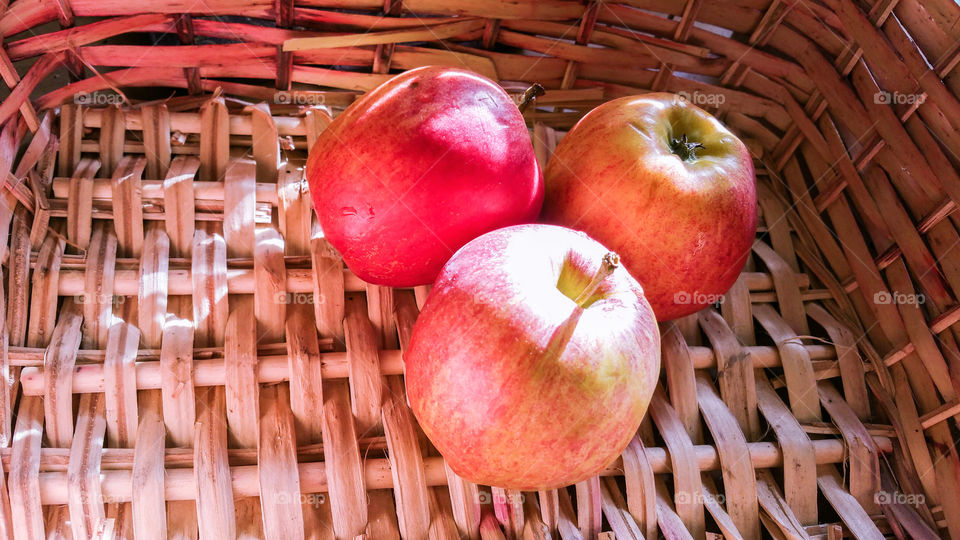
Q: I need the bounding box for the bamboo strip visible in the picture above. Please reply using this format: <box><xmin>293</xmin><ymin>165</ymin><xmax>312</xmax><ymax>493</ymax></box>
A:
<box><xmin>647</xmin><ymin>391</ymin><xmax>704</xmax><ymax>537</ymax></box>
<box><xmin>0</xmin><ymin>48</ymin><xmax>40</xmax><ymax>131</ymax></box>
<box><xmin>817</xmin><ymin>466</ymin><xmax>885</xmax><ymax>540</ymax></box>
<box><xmin>0</xmin><ymin>246</ymin><xmax>12</xmax><ymax>449</ymax></box>
<box><xmin>81</xmin><ymin>224</ymin><xmax>118</xmax><ymax>349</ymax></box>
<box><xmin>65</xmin><ymin>159</ymin><xmax>98</xmax><ymax>249</ymax></box>
<box><xmin>109</xmin><ymin>155</ymin><xmax>145</xmax><ymax>257</ymax></box>
<box><xmin>193</xmin><ymin>387</ymin><xmax>235</xmax><ymax>539</ymax></box>
<box><xmin>343</xmin><ymin>295</ymin><xmax>383</xmax><ymax>436</ymax></box>
<box><xmin>223</xmin><ymin>160</ymin><xmax>256</xmax><ymax>257</ymax></box>
<box><xmin>721</xmin><ymin>274</ymin><xmax>755</xmax><ymax>345</ymax></box>
<box><xmin>131</xmin><ymin>391</ymin><xmax>165</xmax><ymax>540</ymax></box>
<box><xmin>83</xmin><ymin>108</ymin><xmax>309</xmax><ymax>136</ymax></box>
<box><xmin>191</xmin><ymin>228</ymin><xmax>228</xmax><ymax>346</ymax></box>
<box><xmin>699</xmin><ymin>309</ymin><xmax>759</xmax><ymax>438</ymax></box>
<box><xmin>224</xmin><ymin>303</ymin><xmax>259</xmax><ymax>449</ymax></box>
<box><xmin>22</xmin><ymin>191</ymin><xmax>45</xmax><ymax>251</ymax></box>
<box><xmin>43</xmin><ymin>301</ymin><xmax>83</xmax><ymax>448</ymax></box>
<box><xmin>755</xmin><ymin>375</ymin><xmax>817</xmax><ymax>525</ymax></box>
<box><xmin>321</xmin><ymin>381</ymin><xmax>368</xmax><ymax>538</ymax></box>
<box><xmin>806</xmin><ymin>304</ymin><xmax>870</xmax><ymax>419</ymax></box>
<box><xmin>443</xmin><ymin>460</ymin><xmax>481</xmax><ymax>539</ymax></box>
<box><xmin>58</xmin><ymin>104</ymin><xmax>83</xmax><ymax>177</ymax></box>
<box><xmin>223</xmin><ymin>224</ymin><xmax>266</xmax><ymax>537</ymax></box>
<box><xmin>818</xmin><ymin>382</ymin><xmax>879</xmax><ymax>514</ymax></box>
<box><xmin>599</xmin><ymin>476</ymin><xmax>646</xmax><ymax>539</ymax></box>
<box><xmin>160</xmin><ymin>318</ymin><xmax>196</xmax><ymax>447</ymax></box>
<box><xmin>277</xmin><ymin>165</ymin><xmax>310</xmax><ymax>254</ymax></box>
<box><xmin>254</xmin><ymin>228</ymin><xmax>287</xmax><ymax>342</ymax></box>
<box><xmin>575</xmin><ymin>478</ymin><xmax>602</xmax><ymax>539</ymax></box>
<box><xmin>4</xmin><ymin>208</ymin><xmax>30</xmax><ymax>379</ymax></box>
<box><xmin>381</xmin><ymin>377</ymin><xmax>431</xmax><ymax>540</ymax></box>
<box><xmin>17</xmin><ymin>343</ymin><xmax>837</xmax><ymax>395</ymax></box>
<box><xmin>429</xmin><ymin>488</ymin><xmax>462</xmax><ymax>540</ymax></box>
<box><xmin>25</xmin><ymin>436</ymin><xmax>891</xmax><ymax>506</ymax></box>
<box><xmin>283</xmin><ymin>19</ymin><xmax>485</xmax><ymax>51</ymax></box>
<box><xmin>661</xmin><ymin>322</ymin><xmax>701</xmax><ymax>441</ymax></box>
<box><xmin>17</xmin><ymin>110</ymin><xmax>54</xmax><ymax>177</ymax></box>
<box><xmin>140</xmin><ymin>103</ymin><xmax>172</xmax><ymax>179</ymax></box>
<box><xmin>480</xmin><ymin>510</ymin><xmax>505</xmax><ymax>540</ymax></box>
<box><xmin>67</xmin><ymin>393</ymin><xmax>107</xmax><ymax>540</ymax></box>
<box><xmin>102</xmin><ymin>323</ymin><xmax>139</xmax><ymax>448</ymax></box>
<box><xmin>554</xmin><ymin>488</ymin><xmax>582</xmax><ymax>540</ymax></box>
<box><xmin>137</xmin><ymin>228</ymin><xmax>169</xmax><ymax>348</ymax></box>
<box><xmin>488</xmin><ymin>486</ymin><xmax>521</xmax><ymax>538</ymax></box>
<box><xmin>755</xmin><ymin>470</ymin><xmax>808</xmax><ymax>538</ymax></box>
<box><xmin>53</xmin><ymin>267</ymin><xmax>809</xmax><ymax>297</ymax></box>
<box><xmin>8</xmin><ymin>395</ymin><xmax>44</xmax><ymax>539</ymax></box>
<box><xmin>98</xmin><ymin>105</ymin><xmax>125</xmax><ymax>177</ymax></box>
<box><xmin>620</xmin><ymin>437</ymin><xmax>657</xmax><ymax>540</ymax></box>
<box><xmin>753</xmin><ymin>304</ymin><xmax>821</xmax><ymax>422</ymax></box>
<box><xmin>695</xmin><ymin>373</ymin><xmax>761</xmax><ymax>540</ymax></box>
<box><xmin>247</xmin><ymin>103</ymin><xmax>279</xmax><ymax>183</ymax></box>
<box><xmin>365</xmin><ymin>284</ymin><xmax>398</xmax><ymax>350</ymax></box>
<box><xmin>651</xmin><ymin>477</ymin><xmax>695</xmax><ymax>539</ymax></box>
<box><xmin>0</xmin><ymin>52</ymin><xmax>63</xmax><ymax>127</ymax></box>
<box><xmin>257</xmin><ymin>384</ymin><xmax>305</xmax><ymax>540</ymax></box>
<box><xmin>198</xmin><ymin>98</ymin><xmax>229</xmax><ymax>183</ymax></box>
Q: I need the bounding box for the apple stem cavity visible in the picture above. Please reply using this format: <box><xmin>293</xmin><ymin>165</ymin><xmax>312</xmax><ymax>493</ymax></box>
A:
<box><xmin>669</xmin><ymin>133</ymin><xmax>705</xmax><ymax>162</ymax></box>
<box><xmin>574</xmin><ymin>252</ymin><xmax>620</xmax><ymax>307</ymax></box>
<box><xmin>518</xmin><ymin>83</ymin><xmax>546</xmax><ymax>113</ymax></box>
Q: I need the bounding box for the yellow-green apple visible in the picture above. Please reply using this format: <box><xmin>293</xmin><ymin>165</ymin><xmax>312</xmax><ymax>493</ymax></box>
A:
<box><xmin>542</xmin><ymin>93</ymin><xmax>757</xmax><ymax>320</ymax></box>
<box><xmin>306</xmin><ymin>66</ymin><xmax>543</xmax><ymax>287</ymax></box>
<box><xmin>404</xmin><ymin>224</ymin><xmax>660</xmax><ymax>490</ymax></box>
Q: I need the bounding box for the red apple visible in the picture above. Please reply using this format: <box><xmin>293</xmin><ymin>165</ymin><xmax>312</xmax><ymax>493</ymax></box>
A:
<box><xmin>542</xmin><ymin>93</ymin><xmax>757</xmax><ymax>320</ymax></box>
<box><xmin>306</xmin><ymin>66</ymin><xmax>543</xmax><ymax>287</ymax></box>
<box><xmin>404</xmin><ymin>224</ymin><xmax>660</xmax><ymax>490</ymax></box>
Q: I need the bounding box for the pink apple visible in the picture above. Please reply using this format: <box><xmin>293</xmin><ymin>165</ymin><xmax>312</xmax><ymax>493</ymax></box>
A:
<box><xmin>542</xmin><ymin>93</ymin><xmax>757</xmax><ymax>320</ymax></box>
<box><xmin>306</xmin><ymin>66</ymin><xmax>543</xmax><ymax>287</ymax></box>
<box><xmin>404</xmin><ymin>224</ymin><xmax>660</xmax><ymax>490</ymax></box>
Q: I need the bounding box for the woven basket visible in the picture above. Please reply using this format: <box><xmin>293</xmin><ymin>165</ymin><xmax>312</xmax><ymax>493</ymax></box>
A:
<box><xmin>0</xmin><ymin>0</ymin><xmax>957</xmax><ymax>538</ymax></box>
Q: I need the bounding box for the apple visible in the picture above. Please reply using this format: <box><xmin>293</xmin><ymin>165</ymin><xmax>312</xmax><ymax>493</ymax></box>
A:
<box><xmin>541</xmin><ymin>93</ymin><xmax>757</xmax><ymax>320</ymax></box>
<box><xmin>404</xmin><ymin>224</ymin><xmax>660</xmax><ymax>490</ymax></box>
<box><xmin>306</xmin><ymin>66</ymin><xmax>543</xmax><ymax>287</ymax></box>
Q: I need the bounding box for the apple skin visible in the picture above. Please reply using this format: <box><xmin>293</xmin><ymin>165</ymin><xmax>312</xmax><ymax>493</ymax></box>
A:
<box><xmin>404</xmin><ymin>224</ymin><xmax>660</xmax><ymax>490</ymax></box>
<box><xmin>306</xmin><ymin>66</ymin><xmax>543</xmax><ymax>287</ymax></box>
<box><xmin>542</xmin><ymin>93</ymin><xmax>757</xmax><ymax>320</ymax></box>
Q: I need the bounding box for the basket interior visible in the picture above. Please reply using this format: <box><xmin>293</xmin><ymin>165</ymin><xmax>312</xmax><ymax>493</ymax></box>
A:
<box><xmin>2</xmin><ymin>1</ymin><xmax>960</xmax><ymax>539</ymax></box>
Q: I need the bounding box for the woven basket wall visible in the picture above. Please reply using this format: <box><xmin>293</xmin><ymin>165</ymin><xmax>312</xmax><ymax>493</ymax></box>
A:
<box><xmin>0</xmin><ymin>0</ymin><xmax>957</xmax><ymax>538</ymax></box>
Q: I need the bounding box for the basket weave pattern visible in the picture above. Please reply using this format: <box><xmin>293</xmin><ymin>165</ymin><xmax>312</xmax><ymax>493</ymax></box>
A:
<box><xmin>0</xmin><ymin>0</ymin><xmax>958</xmax><ymax>538</ymax></box>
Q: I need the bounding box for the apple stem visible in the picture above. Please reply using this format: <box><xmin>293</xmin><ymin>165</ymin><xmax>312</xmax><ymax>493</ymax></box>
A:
<box><xmin>518</xmin><ymin>83</ymin><xmax>546</xmax><ymax>113</ymax></box>
<box><xmin>669</xmin><ymin>133</ymin><xmax>705</xmax><ymax>161</ymax></box>
<box><xmin>573</xmin><ymin>252</ymin><xmax>620</xmax><ymax>307</ymax></box>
